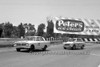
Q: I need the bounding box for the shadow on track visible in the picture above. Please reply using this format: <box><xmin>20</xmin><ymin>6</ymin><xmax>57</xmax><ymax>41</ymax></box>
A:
<box><xmin>15</xmin><ymin>49</ymin><xmax>50</xmax><ymax>53</ymax></box>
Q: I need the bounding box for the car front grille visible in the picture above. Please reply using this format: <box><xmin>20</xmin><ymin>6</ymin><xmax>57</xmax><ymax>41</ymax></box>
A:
<box><xmin>16</xmin><ymin>43</ymin><xmax>26</xmax><ymax>46</ymax></box>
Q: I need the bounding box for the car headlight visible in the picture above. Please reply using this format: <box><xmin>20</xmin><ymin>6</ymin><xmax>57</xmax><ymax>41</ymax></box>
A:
<box><xmin>26</xmin><ymin>43</ymin><xmax>30</xmax><ymax>46</ymax></box>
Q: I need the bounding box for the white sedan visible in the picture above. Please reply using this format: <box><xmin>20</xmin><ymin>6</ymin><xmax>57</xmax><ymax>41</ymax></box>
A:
<box><xmin>14</xmin><ymin>36</ymin><xmax>50</xmax><ymax>52</ymax></box>
<box><xmin>63</xmin><ymin>38</ymin><xmax>85</xmax><ymax>50</ymax></box>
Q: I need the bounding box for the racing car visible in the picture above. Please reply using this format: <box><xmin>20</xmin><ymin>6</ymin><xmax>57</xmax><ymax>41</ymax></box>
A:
<box><xmin>63</xmin><ymin>38</ymin><xmax>85</xmax><ymax>50</ymax></box>
<box><xmin>14</xmin><ymin>36</ymin><xmax>50</xmax><ymax>52</ymax></box>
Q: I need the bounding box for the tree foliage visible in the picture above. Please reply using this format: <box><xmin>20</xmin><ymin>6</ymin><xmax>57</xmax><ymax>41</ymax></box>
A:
<box><xmin>0</xmin><ymin>28</ymin><xmax>3</xmax><ymax>37</ymax></box>
<box><xmin>11</xmin><ymin>26</ymin><xmax>19</xmax><ymax>38</ymax></box>
<box><xmin>46</xmin><ymin>20</ymin><xmax>54</xmax><ymax>37</ymax></box>
<box><xmin>18</xmin><ymin>23</ymin><xmax>25</xmax><ymax>38</ymax></box>
<box><xmin>37</xmin><ymin>23</ymin><xmax>45</xmax><ymax>36</ymax></box>
<box><xmin>24</xmin><ymin>23</ymin><xmax>36</xmax><ymax>36</ymax></box>
<box><xmin>0</xmin><ymin>22</ymin><xmax>37</xmax><ymax>38</ymax></box>
<box><xmin>3</xmin><ymin>22</ymin><xmax>13</xmax><ymax>37</ymax></box>
<box><xmin>0</xmin><ymin>23</ymin><xmax>4</xmax><ymax>37</ymax></box>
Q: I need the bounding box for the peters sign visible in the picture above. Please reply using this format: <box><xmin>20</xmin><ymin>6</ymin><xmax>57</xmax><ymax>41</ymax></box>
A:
<box><xmin>52</xmin><ymin>17</ymin><xmax>100</xmax><ymax>35</ymax></box>
<box><xmin>56</xmin><ymin>19</ymin><xmax>84</xmax><ymax>32</ymax></box>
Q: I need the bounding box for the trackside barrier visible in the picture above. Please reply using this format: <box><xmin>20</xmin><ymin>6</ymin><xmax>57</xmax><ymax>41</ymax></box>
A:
<box><xmin>0</xmin><ymin>38</ymin><xmax>24</xmax><ymax>47</ymax></box>
<box><xmin>46</xmin><ymin>38</ymin><xmax>63</xmax><ymax>45</ymax></box>
<box><xmin>46</xmin><ymin>37</ymin><xmax>100</xmax><ymax>46</ymax></box>
<box><xmin>85</xmin><ymin>41</ymin><xmax>100</xmax><ymax>44</ymax></box>
<box><xmin>83</xmin><ymin>38</ymin><xmax>100</xmax><ymax>44</ymax></box>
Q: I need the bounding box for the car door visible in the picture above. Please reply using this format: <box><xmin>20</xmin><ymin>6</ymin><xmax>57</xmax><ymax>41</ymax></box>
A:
<box><xmin>35</xmin><ymin>37</ymin><xmax>45</xmax><ymax>49</ymax></box>
<box><xmin>76</xmin><ymin>38</ymin><xmax>83</xmax><ymax>47</ymax></box>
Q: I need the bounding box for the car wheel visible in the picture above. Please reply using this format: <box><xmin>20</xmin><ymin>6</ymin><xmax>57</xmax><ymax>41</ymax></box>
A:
<box><xmin>81</xmin><ymin>45</ymin><xmax>84</xmax><ymax>49</ymax></box>
<box><xmin>16</xmin><ymin>48</ymin><xmax>20</xmax><ymax>52</ymax></box>
<box><xmin>64</xmin><ymin>47</ymin><xmax>67</xmax><ymax>49</ymax></box>
<box><xmin>29</xmin><ymin>45</ymin><xmax>35</xmax><ymax>52</ymax></box>
<box><xmin>72</xmin><ymin>45</ymin><xmax>76</xmax><ymax>50</ymax></box>
<box><xmin>42</xmin><ymin>45</ymin><xmax>47</xmax><ymax>51</ymax></box>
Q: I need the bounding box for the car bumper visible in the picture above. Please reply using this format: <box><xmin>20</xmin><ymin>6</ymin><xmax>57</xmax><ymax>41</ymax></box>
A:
<box><xmin>63</xmin><ymin>45</ymin><xmax>72</xmax><ymax>48</ymax></box>
<box><xmin>15</xmin><ymin>46</ymin><xmax>30</xmax><ymax>49</ymax></box>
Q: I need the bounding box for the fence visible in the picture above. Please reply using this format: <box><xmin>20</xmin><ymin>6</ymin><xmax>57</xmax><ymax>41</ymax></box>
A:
<box><xmin>0</xmin><ymin>38</ymin><xmax>24</xmax><ymax>47</ymax></box>
<box><xmin>45</xmin><ymin>37</ymin><xmax>100</xmax><ymax>44</ymax></box>
<box><xmin>82</xmin><ymin>38</ymin><xmax>100</xmax><ymax>44</ymax></box>
<box><xmin>45</xmin><ymin>38</ymin><xmax>63</xmax><ymax>45</ymax></box>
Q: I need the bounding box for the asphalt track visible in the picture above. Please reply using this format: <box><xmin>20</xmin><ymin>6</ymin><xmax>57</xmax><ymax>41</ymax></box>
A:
<box><xmin>0</xmin><ymin>44</ymin><xmax>100</xmax><ymax>67</ymax></box>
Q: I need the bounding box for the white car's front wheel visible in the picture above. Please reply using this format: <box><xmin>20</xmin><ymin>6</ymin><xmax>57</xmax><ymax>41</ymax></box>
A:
<box><xmin>63</xmin><ymin>47</ymin><xmax>67</xmax><ymax>49</ymax></box>
<box><xmin>16</xmin><ymin>48</ymin><xmax>21</xmax><ymax>52</ymax></box>
<box><xmin>29</xmin><ymin>45</ymin><xmax>35</xmax><ymax>52</ymax></box>
<box><xmin>72</xmin><ymin>45</ymin><xmax>76</xmax><ymax>50</ymax></box>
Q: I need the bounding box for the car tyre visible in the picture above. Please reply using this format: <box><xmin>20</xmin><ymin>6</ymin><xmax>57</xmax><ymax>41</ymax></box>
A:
<box><xmin>81</xmin><ymin>45</ymin><xmax>84</xmax><ymax>49</ymax></box>
<box><xmin>42</xmin><ymin>45</ymin><xmax>47</xmax><ymax>51</ymax></box>
<box><xmin>64</xmin><ymin>47</ymin><xmax>67</xmax><ymax>49</ymax></box>
<box><xmin>72</xmin><ymin>45</ymin><xmax>76</xmax><ymax>50</ymax></box>
<box><xmin>29</xmin><ymin>45</ymin><xmax>35</xmax><ymax>52</ymax></box>
<box><xmin>16</xmin><ymin>48</ymin><xmax>20</xmax><ymax>52</ymax></box>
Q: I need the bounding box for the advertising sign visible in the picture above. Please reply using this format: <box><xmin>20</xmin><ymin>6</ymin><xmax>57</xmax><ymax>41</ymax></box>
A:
<box><xmin>56</xmin><ymin>19</ymin><xmax>84</xmax><ymax>32</ymax></box>
<box><xmin>53</xmin><ymin>17</ymin><xmax>100</xmax><ymax>35</ymax></box>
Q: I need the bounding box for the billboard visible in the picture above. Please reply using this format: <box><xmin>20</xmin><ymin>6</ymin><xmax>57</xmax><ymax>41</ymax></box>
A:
<box><xmin>53</xmin><ymin>17</ymin><xmax>100</xmax><ymax>35</ymax></box>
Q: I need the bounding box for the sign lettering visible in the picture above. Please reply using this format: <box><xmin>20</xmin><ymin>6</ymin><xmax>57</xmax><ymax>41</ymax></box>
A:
<box><xmin>56</xmin><ymin>19</ymin><xmax>84</xmax><ymax>32</ymax></box>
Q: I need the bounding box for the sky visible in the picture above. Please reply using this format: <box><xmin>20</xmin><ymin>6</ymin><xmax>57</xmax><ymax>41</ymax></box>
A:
<box><xmin>0</xmin><ymin>0</ymin><xmax>100</xmax><ymax>29</ymax></box>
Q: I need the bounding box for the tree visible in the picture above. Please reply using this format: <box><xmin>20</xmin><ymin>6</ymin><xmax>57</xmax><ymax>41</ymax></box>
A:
<box><xmin>28</xmin><ymin>23</ymin><xmax>36</xmax><ymax>35</ymax></box>
<box><xmin>11</xmin><ymin>26</ymin><xmax>19</xmax><ymax>38</ymax></box>
<box><xmin>0</xmin><ymin>23</ymin><xmax>4</xmax><ymax>37</ymax></box>
<box><xmin>0</xmin><ymin>28</ymin><xmax>3</xmax><ymax>37</ymax></box>
<box><xmin>4</xmin><ymin>22</ymin><xmax>13</xmax><ymax>37</ymax></box>
<box><xmin>37</xmin><ymin>23</ymin><xmax>45</xmax><ymax>36</ymax></box>
<box><xmin>24</xmin><ymin>23</ymin><xmax>36</xmax><ymax>36</ymax></box>
<box><xmin>18</xmin><ymin>23</ymin><xmax>25</xmax><ymax>38</ymax></box>
<box><xmin>46</xmin><ymin>20</ymin><xmax>54</xmax><ymax>37</ymax></box>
